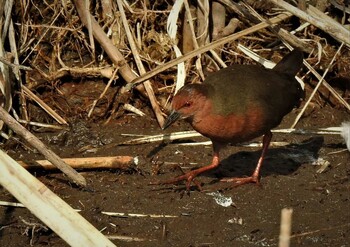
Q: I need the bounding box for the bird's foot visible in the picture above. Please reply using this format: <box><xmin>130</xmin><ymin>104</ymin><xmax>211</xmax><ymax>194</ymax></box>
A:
<box><xmin>220</xmin><ymin>175</ymin><xmax>260</xmax><ymax>187</ymax></box>
<box><xmin>151</xmin><ymin>171</ymin><xmax>203</xmax><ymax>191</ymax></box>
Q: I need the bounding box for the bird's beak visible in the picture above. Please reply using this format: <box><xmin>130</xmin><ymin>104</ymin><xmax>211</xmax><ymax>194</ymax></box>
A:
<box><xmin>162</xmin><ymin>110</ymin><xmax>181</xmax><ymax>130</ymax></box>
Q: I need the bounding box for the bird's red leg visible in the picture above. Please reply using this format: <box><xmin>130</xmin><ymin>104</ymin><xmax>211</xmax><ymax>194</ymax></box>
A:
<box><xmin>156</xmin><ymin>143</ymin><xmax>222</xmax><ymax>191</ymax></box>
<box><xmin>221</xmin><ymin>131</ymin><xmax>272</xmax><ymax>186</ymax></box>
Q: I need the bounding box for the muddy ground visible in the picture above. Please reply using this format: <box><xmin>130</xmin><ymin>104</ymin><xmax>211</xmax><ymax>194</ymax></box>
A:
<box><xmin>0</xmin><ymin>81</ymin><xmax>349</xmax><ymax>247</ymax></box>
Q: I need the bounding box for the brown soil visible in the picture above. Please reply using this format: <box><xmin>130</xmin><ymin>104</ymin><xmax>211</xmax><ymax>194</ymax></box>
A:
<box><xmin>1</xmin><ymin>89</ymin><xmax>349</xmax><ymax>246</ymax></box>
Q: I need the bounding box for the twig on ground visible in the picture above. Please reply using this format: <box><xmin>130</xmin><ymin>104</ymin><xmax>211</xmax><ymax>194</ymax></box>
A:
<box><xmin>17</xmin><ymin>156</ymin><xmax>136</xmax><ymax>170</ymax></box>
<box><xmin>102</xmin><ymin>211</ymin><xmax>178</xmax><ymax>218</ymax></box>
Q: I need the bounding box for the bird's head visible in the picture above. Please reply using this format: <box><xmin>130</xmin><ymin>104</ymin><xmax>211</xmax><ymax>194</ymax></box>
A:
<box><xmin>162</xmin><ymin>84</ymin><xmax>208</xmax><ymax>130</ymax></box>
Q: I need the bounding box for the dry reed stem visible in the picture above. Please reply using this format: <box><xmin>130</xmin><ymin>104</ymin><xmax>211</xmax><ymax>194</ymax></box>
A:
<box><xmin>1</xmin><ymin>0</ymin><xmax>14</xmax><ymax>44</ymax></box>
<box><xmin>85</xmin><ymin>0</ymin><xmax>96</xmax><ymax>61</ymax></box>
<box><xmin>102</xmin><ymin>211</ymin><xmax>178</xmax><ymax>218</ymax></box>
<box><xmin>0</xmin><ymin>56</ymin><xmax>31</xmax><ymax>71</ymax></box>
<box><xmin>269</xmin><ymin>0</ymin><xmax>350</xmax><ymax>46</ymax></box>
<box><xmin>123</xmin><ymin>103</ymin><xmax>146</xmax><ymax>116</ymax></box>
<box><xmin>212</xmin><ymin>2</ymin><xmax>226</xmax><ymax>40</ymax></box>
<box><xmin>0</xmin><ymin>106</ymin><xmax>86</xmax><ymax>187</ymax></box>
<box><xmin>0</xmin><ymin>150</ymin><xmax>115</xmax><ymax>247</ymax></box>
<box><xmin>184</xmin><ymin>0</ymin><xmax>207</xmax><ymax>79</ymax></box>
<box><xmin>279</xmin><ymin>208</ymin><xmax>293</xmax><ymax>247</ymax></box>
<box><xmin>106</xmin><ymin>235</ymin><xmax>152</xmax><ymax>242</ymax></box>
<box><xmin>291</xmin><ymin>43</ymin><xmax>345</xmax><ymax>128</ymax></box>
<box><xmin>29</xmin><ymin>66</ymin><xmax>115</xmax><ymax>85</ymax></box>
<box><xmin>196</xmin><ymin>0</ymin><xmax>210</xmax><ymax>46</ymax></box>
<box><xmin>241</xmin><ymin>2</ymin><xmax>313</xmax><ymax>53</ymax></box>
<box><xmin>18</xmin><ymin>155</ymin><xmax>135</xmax><ymax>170</ymax></box>
<box><xmin>22</xmin><ymin>85</ymin><xmax>68</xmax><ymax>125</ymax></box>
<box><xmin>300</xmin><ymin>60</ymin><xmax>350</xmax><ymax>112</ymax></box>
<box><xmin>129</xmin><ymin>12</ymin><xmax>293</xmax><ymax>88</ymax></box>
<box><xmin>72</xmin><ymin>0</ymin><xmax>139</xmax><ymax>84</ymax></box>
<box><xmin>181</xmin><ymin>2</ymin><xmax>195</xmax><ymax>54</ymax></box>
<box><xmin>88</xmin><ymin>67</ymin><xmax>119</xmax><ymax>117</ymax></box>
<box><xmin>0</xmin><ymin>200</ymin><xmax>81</xmax><ymax>211</ymax></box>
<box><xmin>184</xmin><ymin>0</ymin><xmax>200</xmax><ymax>51</ymax></box>
<box><xmin>17</xmin><ymin>119</ymin><xmax>69</xmax><ymax>130</ymax></box>
<box><xmin>120</xmin><ymin>127</ymin><xmax>344</xmax><ymax>146</ymax></box>
<box><xmin>0</xmin><ymin>1</ymin><xmax>12</xmax><ymax>115</ymax></box>
<box><xmin>116</xmin><ymin>0</ymin><xmax>164</xmax><ymax>126</ymax></box>
<box><xmin>289</xmin><ymin>222</ymin><xmax>350</xmax><ymax>239</ymax></box>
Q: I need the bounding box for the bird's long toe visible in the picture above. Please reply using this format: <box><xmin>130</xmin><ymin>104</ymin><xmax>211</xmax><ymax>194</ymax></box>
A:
<box><xmin>152</xmin><ymin>171</ymin><xmax>202</xmax><ymax>191</ymax></box>
<box><xmin>220</xmin><ymin>176</ymin><xmax>260</xmax><ymax>186</ymax></box>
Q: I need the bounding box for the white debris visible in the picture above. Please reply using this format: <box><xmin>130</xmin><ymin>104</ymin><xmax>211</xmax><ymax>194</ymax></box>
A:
<box><xmin>312</xmin><ymin>157</ymin><xmax>331</xmax><ymax>173</ymax></box>
<box><xmin>206</xmin><ymin>191</ymin><xmax>233</xmax><ymax>207</ymax></box>
<box><xmin>228</xmin><ymin>217</ymin><xmax>243</xmax><ymax>225</ymax></box>
<box><xmin>340</xmin><ymin>122</ymin><xmax>350</xmax><ymax>151</ymax></box>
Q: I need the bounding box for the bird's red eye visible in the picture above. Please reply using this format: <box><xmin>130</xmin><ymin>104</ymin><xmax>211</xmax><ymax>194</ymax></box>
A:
<box><xmin>184</xmin><ymin>101</ymin><xmax>191</xmax><ymax>107</ymax></box>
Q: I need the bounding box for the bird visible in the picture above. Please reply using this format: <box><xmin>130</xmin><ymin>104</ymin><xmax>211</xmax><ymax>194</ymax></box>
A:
<box><xmin>160</xmin><ymin>49</ymin><xmax>304</xmax><ymax>191</ymax></box>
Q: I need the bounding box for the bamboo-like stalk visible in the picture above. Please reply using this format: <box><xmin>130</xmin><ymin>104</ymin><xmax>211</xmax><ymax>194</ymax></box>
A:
<box><xmin>269</xmin><ymin>0</ymin><xmax>350</xmax><ymax>46</ymax></box>
<box><xmin>0</xmin><ymin>150</ymin><xmax>115</xmax><ymax>247</ymax></box>
<box><xmin>18</xmin><ymin>156</ymin><xmax>136</xmax><ymax>170</ymax></box>
<box><xmin>279</xmin><ymin>208</ymin><xmax>293</xmax><ymax>247</ymax></box>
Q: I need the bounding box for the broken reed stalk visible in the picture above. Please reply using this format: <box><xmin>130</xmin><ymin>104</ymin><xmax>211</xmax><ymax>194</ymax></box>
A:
<box><xmin>0</xmin><ymin>106</ymin><xmax>86</xmax><ymax>187</ymax></box>
<box><xmin>279</xmin><ymin>208</ymin><xmax>293</xmax><ymax>247</ymax></box>
<box><xmin>72</xmin><ymin>0</ymin><xmax>134</xmax><ymax>83</ymax></box>
<box><xmin>22</xmin><ymin>85</ymin><xmax>67</xmax><ymax>125</ymax></box>
<box><xmin>88</xmin><ymin>67</ymin><xmax>119</xmax><ymax>117</ymax></box>
<box><xmin>1</xmin><ymin>1</ymin><xmax>14</xmax><ymax>115</ymax></box>
<box><xmin>18</xmin><ymin>156</ymin><xmax>136</xmax><ymax>170</ymax></box>
<box><xmin>0</xmin><ymin>150</ymin><xmax>115</xmax><ymax>247</ymax></box>
<box><xmin>128</xmin><ymin>12</ymin><xmax>293</xmax><ymax>88</ymax></box>
<box><xmin>102</xmin><ymin>211</ymin><xmax>178</xmax><ymax>218</ymax></box>
<box><xmin>269</xmin><ymin>0</ymin><xmax>350</xmax><ymax>46</ymax></box>
<box><xmin>291</xmin><ymin>43</ymin><xmax>345</xmax><ymax>128</ymax></box>
<box><xmin>240</xmin><ymin>1</ymin><xmax>313</xmax><ymax>53</ymax></box>
<box><xmin>17</xmin><ymin>119</ymin><xmax>69</xmax><ymax>130</ymax></box>
<box><xmin>116</xmin><ymin>0</ymin><xmax>164</xmax><ymax>126</ymax></box>
<box><xmin>72</xmin><ymin>0</ymin><xmax>164</xmax><ymax>127</ymax></box>
<box><xmin>120</xmin><ymin>127</ymin><xmax>344</xmax><ymax>146</ymax></box>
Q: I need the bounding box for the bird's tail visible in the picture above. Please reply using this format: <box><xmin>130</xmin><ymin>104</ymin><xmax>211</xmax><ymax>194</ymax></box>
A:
<box><xmin>273</xmin><ymin>49</ymin><xmax>304</xmax><ymax>76</ymax></box>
